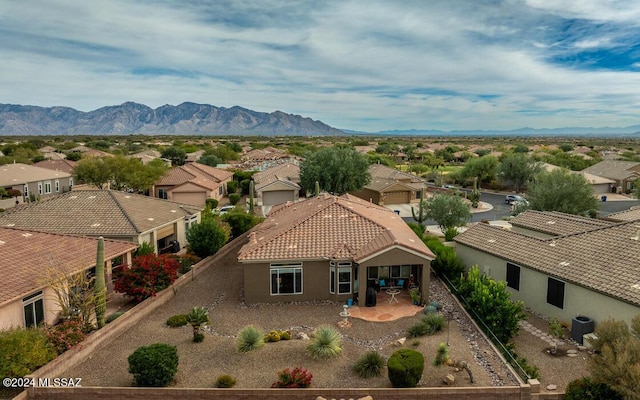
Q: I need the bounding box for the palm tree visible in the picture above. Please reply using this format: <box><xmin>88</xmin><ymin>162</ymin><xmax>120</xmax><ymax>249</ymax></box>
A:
<box><xmin>185</xmin><ymin>306</ymin><xmax>210</xmax><ymax>342</ymax></box>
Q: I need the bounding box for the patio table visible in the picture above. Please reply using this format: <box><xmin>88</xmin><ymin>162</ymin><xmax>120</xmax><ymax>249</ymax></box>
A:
<box><xmin>386</xmin><ymin>288</ymin><xmax>401</xmax><ymax>303</ymax></box>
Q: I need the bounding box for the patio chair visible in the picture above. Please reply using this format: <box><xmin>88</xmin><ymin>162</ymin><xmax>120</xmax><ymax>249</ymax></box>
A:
<box><xmin>378</xmin><ymin>279</ymin><xmax>387</xmax><ymax>292</ymax></box>
<box><xmin>397</xmin><ymin>279</ymin><xmax>405</xmax><ymax>288</ymax></box>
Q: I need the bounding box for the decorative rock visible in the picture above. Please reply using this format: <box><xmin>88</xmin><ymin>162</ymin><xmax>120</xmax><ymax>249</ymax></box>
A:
<box><xmin>315</xmin><ymin>397</ymin><xmax>327</xmax><ymax>400</ymax></box>
<box><xmin>566</xmin><ymin>349</ymin><xmax>577</xmax><ymax>354</ymax></box>
<box><xmin>358</xmin><ymin>397</ymin><xmax>374</xmax><ymax>400</ymax></box>
<box><xmin>577</xmin><ymin>345</ymin><xmax>587</xmax><ymax>351</ymax></box>
<box><xmin>546</xmin><ymin>384</ymin><xmax>557</xmax><ymax>391</ymax></box>
<box><xmin>443</xmin><ymin>374</ymin><xmax>455</xmax><ymax>385</ymax></box>
<box><xmin>295</xmin><ymin>332</ymin><xmax>310</xmax><ymax>340</ymax></box>
<box><xmin>395</xmin><ymin>337</ymin><xmax>406</xmax><ymax>346</ymax></box>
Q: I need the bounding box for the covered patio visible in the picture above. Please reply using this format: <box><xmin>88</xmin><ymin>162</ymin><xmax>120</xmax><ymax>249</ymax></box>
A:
<box><xmin>348</xmin><ymin>289</ymin><xmax>424</xmax><ymax>322</ymax></box>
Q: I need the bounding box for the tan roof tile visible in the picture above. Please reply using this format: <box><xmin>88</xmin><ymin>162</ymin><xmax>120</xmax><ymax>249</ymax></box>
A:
<box><xmin>238</xmin><ymin>194</ymin><xmax>434</xmax><ymax>263</ymax></box>
<box><xmin>511</xmin><ymin>210</ymin><xmax>613</xmax><ymax>236</ymax></box>
<box><xmin>0</xmin><ymin>227</ymin><xmax>137</xmax><ymax>305</ymax></box>
<box><xmin>0</xmin><ymin>163</ymin><xmax>71</xmax><ymax>186</ymax></box>
<box><xmin>0</xmin><ymin>190</ymin><xmax>201</xmax><ymax>236</ymax></box>
<box><xmin>455</xmin><ymin>221</ymin><xmax>640</xmax><ymax>306</ymax></box>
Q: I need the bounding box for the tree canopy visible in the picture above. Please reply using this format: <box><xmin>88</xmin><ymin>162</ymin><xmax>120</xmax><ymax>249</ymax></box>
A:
<box><xmin>460</xmin><ymin>155</ymin><xmax>499</xmax><ymax>184</ymax></box>
<box><xmin>74</xmin><ymin>155</ymin><xmax>168</xmax><ymax>191</ymax></box>
<box><xmin>498</xmin><ymin>153</ymin><xmax>542</xmax><ymax>193</ymax></box>
<box><xmin>424</xmin><ymin>194</ymin><xmax>471</xmax><ymax>234</ymax></box>
<box><xmin>299</xmin><ymin>146</ymin><xmax>371</xmax><ymax>195</ymax></box>
<box><xmin>526</xmin><ymin>168</ymin><xmax>599</xmax><ymax>215</ymax></box>
<box><xmin>185</xmin><ymin>217</ymin><xmax>230</xmax><ymax>258</ymax></box>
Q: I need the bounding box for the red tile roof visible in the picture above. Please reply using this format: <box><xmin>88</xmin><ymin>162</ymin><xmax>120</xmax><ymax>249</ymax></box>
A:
<box><xmin>238</xmin><ymin>194</ymin><xmax>435</xmax><ymax>263</ymax></box>
<box><xmin>0</xmin><ymin>227</ymin><xmax>137</xmax><ymax>306</ymax></box>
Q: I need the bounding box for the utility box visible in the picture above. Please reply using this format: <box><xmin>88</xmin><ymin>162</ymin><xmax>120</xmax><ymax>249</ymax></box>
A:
<box><xmin>571</xmin><ymin>316</ymin><xmax>595</xmax><ymax>344</ymax></box>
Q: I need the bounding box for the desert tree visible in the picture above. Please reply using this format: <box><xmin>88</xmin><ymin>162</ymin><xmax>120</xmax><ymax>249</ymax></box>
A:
<box><xmin>424</xmin><ymin>194</ymin><xmax>471</xmax><ymax>235</ymax></box>
<box><xmin>498</xmin><ymin>153</ymin><xmax>542</xmax><ymax>193</ymax></box>
<box><xmin>299</xmin><ymin>146</ymin><xmax>371</xmax><ymax>195</ymax></box>
<box><xmin>526</xmin><ymin>168</ymin><xmax>599</xmax><ymax>215</ymax></box>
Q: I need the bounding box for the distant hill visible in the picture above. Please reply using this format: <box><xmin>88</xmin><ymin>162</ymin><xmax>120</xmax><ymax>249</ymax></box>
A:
<box><xmin>0</xmin><ymin>102</ymin><xmax>346</xmax><ymax>136</ymax></box>
<box><xmin>368</xmin><ymin>126</ymin><xmax>640</xmax><ymax>137</ymax></box>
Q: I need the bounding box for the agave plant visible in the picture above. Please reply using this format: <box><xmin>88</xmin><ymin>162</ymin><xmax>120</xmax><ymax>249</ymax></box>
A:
<box><xmin>185</xmin><ymin>306</ymin><xmax>209</xmax><ymax>342</ymax></box>
<box><xmin>306</xmin><ymin>325</ymin><xmax>343</xmax><ymax>359</ymax></box>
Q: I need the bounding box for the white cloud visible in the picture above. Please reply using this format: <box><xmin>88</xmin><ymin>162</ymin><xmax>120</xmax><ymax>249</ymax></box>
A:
<box><xmin>1</xmin><ymin>0</ymin><xmax>640</xmax><ymax>131</ymax></box>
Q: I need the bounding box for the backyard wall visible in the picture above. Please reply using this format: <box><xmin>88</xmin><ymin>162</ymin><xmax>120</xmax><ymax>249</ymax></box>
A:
<box><xmin>24</xmin><ymin>384</ymin><xmax>566</xmax><ymax>400</ymax></box>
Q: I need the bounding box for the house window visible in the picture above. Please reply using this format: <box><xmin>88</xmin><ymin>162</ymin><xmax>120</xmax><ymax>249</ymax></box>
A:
<box><xmin>55</xmin><ymin>180</ymin><xmax>60</xmax><ymax>192</ymax></box>
<box><xmin>158</xmin><ymin>189</ymin><xmax>168</xmax><ymax>200</ymax></box>
<box><xmin>23</xmin><ymin>184</ymin><xmax>29</xmax><ymax>198</ymax></box>
<box><xmin>547</xmin><ymin>277</ymin><xmax>565</xmax><ymax>309</ymax></box>
<box><xmin>44</xmin><ymin>180</ymin><xmax>52</xmax><ymax>194</ymax></box>
<box><xmin>416</xmin><ymin>190</ymin><xmax>422</xmax><ymax>199</ymax></box>
<box><xmin>38</xmin><ymin>182</ymin><xmax>43</xmax><ymax>195</ymax></box>
<box><xmin>69</xmin><ymin>177</ymin><xmax>74</xmax><ymax>188</ymax></box>
<box><xmin>23</xmin><ymin>291</ymin><xmax>45</xmax><ymax>327</ymax></box>
<box><xmin>330</xmin><ymin>262</ymin><xmax>352</xmax><ymax>294</ymax></box>
<box><xmin>219</xmin><ymin>185</ymin><xmax>224</xmax><ymax>195</ymax></box>
<box><xmin>506</xmin><ymin>263</ymin><xmax>520</xmax><ymax>291</ymax></box>
<box><xmin>270</xmin><ymin>263</ymin><xmax>303</xmax><ymax>295</ymax></box>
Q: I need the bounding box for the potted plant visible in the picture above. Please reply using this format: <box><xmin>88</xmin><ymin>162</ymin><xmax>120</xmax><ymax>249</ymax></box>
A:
<box><xmin>409</xmin><ymin>288</ymin><xmax>420</xmax><ymax>305</ymax></box>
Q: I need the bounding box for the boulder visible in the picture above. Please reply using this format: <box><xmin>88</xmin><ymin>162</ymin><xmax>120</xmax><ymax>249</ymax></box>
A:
<box><xmin>443</xmin><ymin>374</ymin><xmax>455</xmax><ymax>385</ymax></box>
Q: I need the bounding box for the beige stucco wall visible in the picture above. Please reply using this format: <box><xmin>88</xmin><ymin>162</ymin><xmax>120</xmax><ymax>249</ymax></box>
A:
<box><xmin>1</xmin><ymin>287</ymin><xmax>63</xmax><ymax>330</ymax></box>
<box><xmin>350</xmin><ymin>188</ymin><xmax>381</xmax><ymax>204</ymax></box>
<box><xmin>456</xmin><ymin>244</ymin><xmax>640</xmax><ymax>327</ymax></box>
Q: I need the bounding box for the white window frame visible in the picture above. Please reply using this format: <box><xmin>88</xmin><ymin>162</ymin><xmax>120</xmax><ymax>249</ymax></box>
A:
<box><xmin>23</xmin><ymin>291</ymin><xmax>45</xmax><ymax>327</ymax></box>
<box><xmin>44</xmin><ymin>180</ymin><xmax>52</xmax><ymax>194</ymax></box>
<box><xmin>270</xmin><ymin>263</ymin><xmax>303</xmax><ymax>295</ymax></box>
<box><xmin>158</xmin><ymin>188</ymin><xmax>168</xmax><ymax>200</ymax></box>
<box><xmin>330</xmin><ymin>261</ymin><xmax>352</xmax><ymax>294</ymax></box>
<box><xmin>55</xmin><ymin>179</ymin><xmax>60</xmax><ymax>192</ymax></box>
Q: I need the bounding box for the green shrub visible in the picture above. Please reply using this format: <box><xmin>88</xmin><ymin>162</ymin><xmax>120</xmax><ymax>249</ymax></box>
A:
<box><xmin>236</xmin><ymin>325</ymin><xmax>264</xmax><ymax>353</ymax></box>
<box><xmin>387</xmin><ymin>348</ymin><xmax>424</xmax><ymax>388</ymax></box>
<box><xmin>222</xmin><ymin>211</ymin><xmax>263</xmax><ymax>238</ymax></box>
<box><xmin>306</xmin><ymin>325</ymin><xmax>343</xmax><ymax>359</ymax></box>
<box><xmin>279</xmin><ymin>330</ymin><xmax>292</xmax><ymax>340</ymax></box>
<box><xmin>423</xmin><ymin>236</ymin><xmax>465</xmax><ymax>280</ymax></box>
<box><xmin>128</xmin><ymin>343</ymin><xmax>178</xmax><ymax>387</ymax></box>
<box><xmin>194</xmin><ymin>333</ymin><xmax>205</xmax><ymax>343</ymax></box>
<box><xmin>457</xmin><ymin>266</ymin><xmax>526</xmax><ymax>343</ymax></box>
<box><xmin>134</xmin><ymin>241</ymin><xmax>155</xmax><ymax>257</ymax></box>
<box><xmin>0</xmin><ymin>328</ymin><xmax>56</xmax><ymax>377</ymax></box>
<box><xmin>166</xmin><ymin>314</ymin><xmax>188</xmax><ymax>327</ymax></box>
<box><xmin>353</xmin><ymin>351</ymin><xmax>385</xmax><ymax>378</ymax></box>
<box><xmin>271</xmin><ymin>367</ymin><xmax>313</xmax><ymax>388</ymax></box>
<box><xmin>106</xmin><ymin>311</ymin><xmax>124</xmax><ymax>324</ymax></box>
<box><xmin>444</xmin><ymin>226</ymin><xmax>459</xmax><ymax>241</ymax></box>
<box><xmin>407</xmin><ymin>313</ymin><xmax>445</xmax><ymax>338</ymax></box>
<box><xmin>226</xmin><ymin>180</ymin><xmax>238</xmax><ymax>194</ymax></box>
<box><xmin>423</xmin><ymin>305</ymin><xmax>437</xmax><ymax>314</ymax></box>
<box><xmin>205</xmin><ymin>198</ymin><xmax>219</xmax><ymax>210</ymax></box>
<box><xmin>267</xmin><ymin>330</ymin><xmax>281</xmax><ymax>342</ymax></box>
<box><xmin>215</xmin><ymin>374</ymin><xmax>237</xmax><ymax>388</ymax></box>
<box><xmin>185</xmin><ymin>306</ymin><xmax>210</xmax><ymax>343</ymax></box>
<box><xmin>565</xmin><ymin>377</ymin><xmax>623</xmax><ymax>400</ymax></box>
<box><xmin>429</xmin><ymin>301</ymin><xmax>442</xmax><ymax>311</ymax></box>
<box><xmin>229</xmin><ymin>193</ymin><xmax>241</xmax><ymax>205</ymax></box>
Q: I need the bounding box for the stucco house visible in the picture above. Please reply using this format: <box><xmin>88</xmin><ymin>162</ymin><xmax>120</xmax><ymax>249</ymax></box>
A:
<box><xmin>350</xmin><ymin>164</ymin><xmax>425</xmax><ymax>205</ymax></box>
<box><xmin>238</xmin><ymin>193</ymin><xmax>435</xmax><ymax>306</ymax></box>
<box><xmin>0</xmin><ymin>190</ymin><xmax>201</xmax><ymax>254</ymax></box>
<box><xmin>252</xmin><ymin>162</ymin><xmax>301</xmax><ymax>206</ymax></box>
<box><xmin>0</xmin><ymin>162</ymin><xmax>74</xmax><ymax>203</ymax></box>
<box><xmin>454</xmin><ymin>210</ymin><xmax>640</xmax><ymax>328</ymax></box>
<box><xmin>0</xmin><ymin>227</ymin><xmax>137</xmax><ymax>329</ymax></box>
<box><xmin>152</xmin><ymin>162</ymin><xmax>234</xmax><ymax>206</ymax></box>
<box><xmin>34</xmin><ymin>158</ymin><xmax>77</xmax><ymax>175</ymax></box>
<box><xmin>582</xmin><ymin>160</ymin><xmax>640</xmax><ymax>193</ymax></box>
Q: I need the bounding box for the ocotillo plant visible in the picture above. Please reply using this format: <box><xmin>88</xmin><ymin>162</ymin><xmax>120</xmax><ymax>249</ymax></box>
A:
<box><xmin>249</xmin><ymin>180</ymin><xmax>255</xmax><ymax>214</ymax></box>
<box><xmin>412</xmin><ymin>189</ymin><xmax>428</xmax><ymax>225</ymax></box>
<box><xmin>95</xmin><ymin>236</ymin><xmax>106</xmax><ymax>328</ymax></box>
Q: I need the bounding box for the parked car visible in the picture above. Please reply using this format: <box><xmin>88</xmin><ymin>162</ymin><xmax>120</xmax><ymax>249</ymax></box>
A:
<box><xmin>218</xmin><ymin>205</ymin><xmax>236</xmax><ymax>215</ymax></box>
<box><xmin>505</xmin><ymin>194</ymin><xmax>528</xmax><ymax>205</ymax></box>
<box><xmin>442</xmin><ymin>184</ymin><xmax>457</xmax><ymax>189</ymax></box>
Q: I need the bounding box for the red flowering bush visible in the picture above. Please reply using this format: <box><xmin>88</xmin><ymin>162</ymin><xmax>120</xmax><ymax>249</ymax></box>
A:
<box><xmin>42</xmin><ymin>317</ymin><xmax>87</xmax><ymax>355</ymax></box>
<box><xmin>271</xmin><ymin>367</ymin><xmax>313</xmax><ymax>388</ymax></box>
<box><xmin>114</xmin><ymin>254</ymin><xmax>180</xmax><ymax>302</ymax></box>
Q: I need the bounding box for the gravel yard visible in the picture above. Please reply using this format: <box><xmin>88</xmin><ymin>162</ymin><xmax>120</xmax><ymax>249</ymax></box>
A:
<box><xmin>65</xmin><ymin>239</ymin><xmax>588</xmax><ymax>391</ymax></box>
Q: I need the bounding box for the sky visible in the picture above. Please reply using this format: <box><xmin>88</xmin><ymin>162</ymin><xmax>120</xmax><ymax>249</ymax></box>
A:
<box><xmin>2</xmin><ymin>0</ymin><xmax>640</xmax><ymax>132</ymax></box>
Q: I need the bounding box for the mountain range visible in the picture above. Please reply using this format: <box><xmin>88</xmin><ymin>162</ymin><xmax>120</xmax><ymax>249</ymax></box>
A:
<box><xmin>2</xmin><ymin>102</ymin><xmax>640</xmax><ymax>137</ymax></box>
<box><xmin>0</xmin><ymin>102</ymin><xmax>345</xmax><ymax>136</ymax></box>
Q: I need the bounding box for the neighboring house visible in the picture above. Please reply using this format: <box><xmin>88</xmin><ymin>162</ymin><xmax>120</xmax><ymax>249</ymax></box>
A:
<box><xmin>237</xmin><ymin>146</ymin><xmax>289</xmax><ymax>169</ymax></box>
<box><xmin>604</xmin><ymin>207</ymin><xmax>640</xmax><ymax>222</ymax></box>
<box><xmin>69</xmin><ymin>145</ymin><xmax>114</xmax><ymax>158</ymax></box>
<box><xmin>454</xmin><ymin>210</ymin><xmax>640</xmax><ymax>327</ymax></box>
<box><xmin>350</xmin><ymin>164</ymin><xmax>425</xmax><ymax>205</ymax></box>
<box><xmin>252</xmin><ymin>162</ymin><xmax>301</xmax><ymax>206</ymax></box>
<box><xmin>0</xmin><ymin>227</ymin><xmax>137</xmax><ymax>329</ymax></box>
<box><xmin>238</xmin><ymin>194</ymin><xmax>435</xmax><ymax>306</ymax></box>
<box><xmin>185</xmin><ymin>149</ymin><xmax>205</xmax><ymax>163</ymax></box>
<box><xmin>541</xmin><ymin>163</ymin><xmax>615</xmax><ymax>194</ymax></box>
<box><xmin>582</xmin><ymin>160</ymin><xmax>640</xmax><ymax>193</ymax></box>
<box><xmin>34</xmin><ymin>159</ymin><xmax>77</xmax><ymax>175</ymax></box>
<box><xmin>152</xmin><ymin>163</ymin><xmax>233</xmax><ymax>206</ymax></box>
<box><xmin>0</xmin><ymin>163</ymin><xmax>74</xmax><ymax>202</ymax></box>
<box><xmin>0</xmin><ymin>190</ymin><xmax>201</xmax><ymax>254</ymax></box>
<box><xmin>130</xmin><ymin>149</ymin><xmax>171</xmax><ymax>166</ymax></box>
